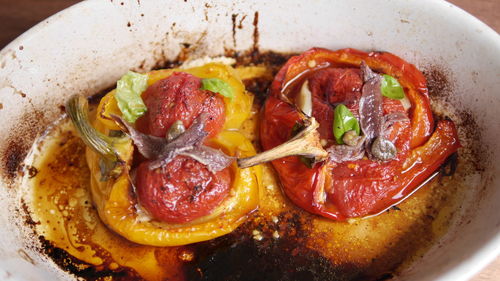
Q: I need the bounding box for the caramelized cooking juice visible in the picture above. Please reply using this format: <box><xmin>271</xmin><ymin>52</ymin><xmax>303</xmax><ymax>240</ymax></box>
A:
<box><xmin>25</xmin><ymin>66</ymin><xmax>468</xmax><ymax>281</ymax></box>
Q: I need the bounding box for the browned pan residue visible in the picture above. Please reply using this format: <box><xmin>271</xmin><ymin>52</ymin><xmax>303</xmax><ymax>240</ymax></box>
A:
<box><xmin>13</xmin><ymin>50</ymin><xmax>482</xmax><ymax>281</ymax></box>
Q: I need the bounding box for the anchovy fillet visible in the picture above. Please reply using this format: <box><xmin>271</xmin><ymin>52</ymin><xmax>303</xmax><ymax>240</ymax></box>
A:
<box><xmin>111</xmin><ymin>113</ymin><xmax>233</xmax><ymax>172</ymax></box>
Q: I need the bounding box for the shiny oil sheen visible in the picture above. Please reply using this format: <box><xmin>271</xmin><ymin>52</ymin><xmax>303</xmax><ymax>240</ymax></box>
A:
<box><xmin>0</xmin><ymin>1</ymin><xmax>497</xmax><ymax>280</ymax></box>
<box><xmin>27</xmin><ymin>116</ymin><xmax>465</xmax><ymax>281</ymax></box>
<box><xmin>24</xmin><ymin>62</ymin><xmax>468</xmax><ymax>280</ymax></box>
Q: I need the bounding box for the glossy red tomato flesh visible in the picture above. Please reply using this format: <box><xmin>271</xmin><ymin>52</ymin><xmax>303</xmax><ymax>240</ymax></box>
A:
<box><xmin>134</xmin><ymin>72</ymin><xmax>231</xmax><ymax>223</ymax></box>
<box><xmin>308</xmin><ymin>67</ymin><xmax>411</xmax><ymax>183</ymax></box>
<box><xmin>136</xmin><ymin>72</ymin><xmax>225</xmax><ymax>138</ymax></box>
<box><xmin>135</xmin><ymin>156</ymin><xmax>231</xmax><ymax>224</ymax></box>
<box><xmin>308</xmin><ymin>68</ymin><xmax>363</xmax><ymax>140</ymax></box>
<box><xmin>261</xmin><ymin>48</ymin><xmax>460</xmax><ymax>220</ymax></box>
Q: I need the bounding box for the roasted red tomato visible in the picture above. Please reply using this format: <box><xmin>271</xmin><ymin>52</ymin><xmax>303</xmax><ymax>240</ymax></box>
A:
<box><xmin>136</xmin><ymin>156</ymin><xmax>232</xmax><ymax>223</ymax></box>
<box><xmin>80</xmin><ymin>63</ymin><xmax>261</xmax><ymax>246</ymax></box>
<box><xmin>261</xmin><ymin>48</ymin><xmax>460</xmax><ymax>220</ymax></box>
<box><xmin>136</xmin><ymin>72</ymin><xmax>225</xmax><ymax>138</ymax></box>
<box><xmin>134</xmin><ymin>72</ymin><xmax>230</xmax><ymax>223</ymax></box>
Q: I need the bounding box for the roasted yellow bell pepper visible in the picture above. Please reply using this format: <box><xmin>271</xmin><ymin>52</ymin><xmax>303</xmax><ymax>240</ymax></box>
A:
<box><xmin>86</xmin><ymin>63</ymin><xmax>261</xmax><ymax>246</ymax></box>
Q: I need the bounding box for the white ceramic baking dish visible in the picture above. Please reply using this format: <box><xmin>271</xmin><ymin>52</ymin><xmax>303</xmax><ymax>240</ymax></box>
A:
<box><xmin>0</xmin><ymin>0</ymin><xmax>498</xmax><ymax>280</ymax></box>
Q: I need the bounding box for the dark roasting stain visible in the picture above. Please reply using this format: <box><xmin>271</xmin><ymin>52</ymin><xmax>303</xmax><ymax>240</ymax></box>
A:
<box><xmin>252</xmin><ymin>11</ymin><xmax>259</xmax><ymax>52</ymax></box>
<box><xmin>183</xmin><ymin>212</ymin><xmax>362</xmax><ymax>281</ymax></box>
<box><xmin>238</xmin><ymin>15</ymin><xmax>247</xmax><ymax>29</ymax></box>
<box><xmin>234</xmin><ymin>51</ymin><xmax>294</xmax><ymax>105</ymax></box>
<box><xmin>21</xmin><ymin>199</ymin><xmax>40</xmax><ymax>229</ymax></box>
<box><xmin>1</xmin><ymin>107</ymin><xmax>48</xmax><ymax>185</ymax></box>
<box><xmin>26</xmin><ymin>165</ymin><xmax>39</xmax><ymax>178</ymax></box>
<box><xmin>231</xmin><ymin>14</ymin><xmax>238</xmax><ymax>47</ymax></box>
<box><xmin>148</xmin><ymin>29</ymin><xmax>290</xmax><ymax>74</ymax></box>
<box><xmin>456</xmin><ymin>109</ymin><xmax>487</xmax><ymax>172</ymax></box>
<box><xmin>423</xmin><ymin>66</ymin><xmax>452</xmax><ymax>101</ymax></box>
<box><xmin>39</xmin><ymin>236</ymin><xmax>142</xmax><ymax>281</ymax></box>
<box><xmin>2</xmin><ymin>140</ymin><xmax>27</xmax><ymax>181</ymax></box>
<box><xmin>423</xmin><ymin>65</ymin><xmax>488</xmax><ymax>173</ymax></box>
<box><xmin>234</xmin><ymin>50</ymin><xmax>293</xmax><ymax>67</ymax></box>
<box><xmin>243</xmin><ymin>75</ymin><xmax>272</xmax><ymax>105</ymax></box>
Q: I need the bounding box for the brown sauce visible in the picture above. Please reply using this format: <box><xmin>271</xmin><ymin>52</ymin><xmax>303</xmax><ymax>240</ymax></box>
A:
<box><xmin>22</xmin><ymin>53</ymin><xmax>472</xmax><ymax>281</ymax></box>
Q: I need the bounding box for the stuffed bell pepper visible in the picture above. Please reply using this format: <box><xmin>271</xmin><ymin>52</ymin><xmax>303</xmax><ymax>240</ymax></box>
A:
<box><xmin>239</xmin><ymin>48</ymin><xmax>460</xmax><ymax>221</ymax></box>
<box><xmin>67</xmin><ymin>63</ymin><xmax>262</xmax><ymax>246</ymax></box>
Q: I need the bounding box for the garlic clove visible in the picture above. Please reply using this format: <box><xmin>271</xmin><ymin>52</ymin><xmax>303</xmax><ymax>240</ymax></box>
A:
<box><xmin>296</xmin><ymin>80</ymin><xmax>313</xmax><ymax>117</ymax></box>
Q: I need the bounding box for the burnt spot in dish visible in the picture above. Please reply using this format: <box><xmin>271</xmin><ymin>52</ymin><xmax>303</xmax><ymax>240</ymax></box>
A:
<box><xmin>183</xmin><ymin>213</ymin><xmax>362</xmax><ymax>281</ymax></box>
<box><xmin>1</xmin><ymin>109</ymin><xmax>47</xmax><ymax>185</ymax></box>
<box><xmin>423</xmin><ymin>65</ymin><xmax>489</xmax><ymax>173</ymax></box>
<box><xmin>2</xmin><ymin>140</ymin><xmax>27</xmax><ymax>181</ymax></box>
<box><xmin>424</xmin><ymin>66</ymin><xmax>453</xmax><ymax>101</ymax></box>
<box><xmin>40</xmin><ymin>236</ymin><xmax>142</xmax><ymax>281</ymax></box>
<box><xmin>12</xmin><ymin>41</ymin><xmax>487</xmax><ymax>281</ymax></box>
<box><xmin>234</xmin><ymin>50</ymin><xmax>295</xmax><ymax>105</ymax></box>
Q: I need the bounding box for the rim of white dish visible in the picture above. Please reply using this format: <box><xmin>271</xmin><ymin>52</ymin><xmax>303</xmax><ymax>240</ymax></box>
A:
<box><xmin>417</xmin><ymin>1</ymin><xmax>500</xmax><ymax>280</ymax></box>
<box><xmin>0</xmin><ymin>0</ymin><xmax>499</xmax><ymax>281</ymax></box>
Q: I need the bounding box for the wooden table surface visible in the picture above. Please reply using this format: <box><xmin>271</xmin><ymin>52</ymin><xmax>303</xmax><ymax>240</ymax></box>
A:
<box><xmin>0</xmin><ymin>0</ymin><xmax>499</xmax><ymax>280</ymax></box>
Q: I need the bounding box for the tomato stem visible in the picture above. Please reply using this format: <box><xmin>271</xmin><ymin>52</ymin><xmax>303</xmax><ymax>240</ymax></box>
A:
<box><xmin>237</xmin><ymin>117</ymin><xmax>328</xmax><ymax>168</ymax></box>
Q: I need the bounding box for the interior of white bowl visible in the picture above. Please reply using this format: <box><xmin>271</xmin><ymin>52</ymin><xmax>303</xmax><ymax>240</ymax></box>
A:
<box><xmin>0</xmin><ymin>0</ymin><xmax>498</xmax><ymax>280</ymax></box>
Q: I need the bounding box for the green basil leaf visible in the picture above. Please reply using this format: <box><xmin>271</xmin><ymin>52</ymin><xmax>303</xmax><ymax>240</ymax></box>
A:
<box><xmin>115</xmin><ymin>71</ymin><xmax>149</xmax><ymax>123</ymax></box>
<box><xmin>201</xmin><ymin>78</ymin><xmax>234</xmax><ymax>100</ymax></box>
<box><xmin>381</xmin><ymin>74</ymin><xmax>405</xmax><ymax>100</ymax></box>
<box><xmin>333</xmin><ymin>104</ymin><xmax>360</xmax><ymax>144</ymax></box>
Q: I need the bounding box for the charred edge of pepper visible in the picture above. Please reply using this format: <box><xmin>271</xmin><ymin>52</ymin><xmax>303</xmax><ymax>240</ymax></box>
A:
<box><xmin>440</xmin><ymin>152</ymin><xmax>458</xmax><ymax>177</ymax></box>
<box><xmin>243</xmin><ymin>76</ymin><xmax>271</xmax><ymax>105</ymax></box>
<box><xmin>87</xmin><ymin>85</ymin><xmax>116</xmax><ymax>105</ymax></box>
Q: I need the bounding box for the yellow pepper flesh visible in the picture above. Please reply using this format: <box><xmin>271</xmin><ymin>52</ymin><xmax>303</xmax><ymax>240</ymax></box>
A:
<box><xmin>87</xmin><ymin>63</ymin><xmax>261</xmax><ymax>246</ymax></box>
